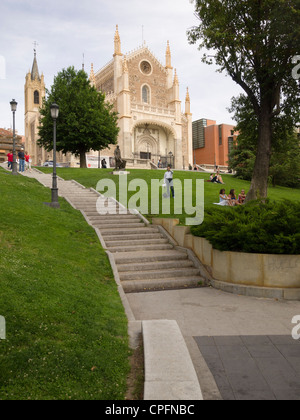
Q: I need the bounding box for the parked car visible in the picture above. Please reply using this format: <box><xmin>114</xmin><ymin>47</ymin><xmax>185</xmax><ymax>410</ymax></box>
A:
<box><xmin>43</xmin><ymin>161</ymin><xmax>63</xmax><ymax>167</ymax></box>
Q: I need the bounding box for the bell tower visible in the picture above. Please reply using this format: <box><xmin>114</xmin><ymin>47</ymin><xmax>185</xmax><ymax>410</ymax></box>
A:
<box><xmin>24</xmin><ymin>48</ymin><xmax>46</xmax><ymax>165</ymax></box>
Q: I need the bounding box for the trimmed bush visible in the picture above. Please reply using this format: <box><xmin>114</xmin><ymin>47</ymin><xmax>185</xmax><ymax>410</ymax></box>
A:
<box><xmin>191</xmin><ymin>200</ymin><xmax>300</xmax><ymax>255</ymax></box>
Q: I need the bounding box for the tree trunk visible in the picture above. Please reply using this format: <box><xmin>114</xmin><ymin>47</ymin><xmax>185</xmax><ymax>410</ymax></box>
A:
<box><xmin>245</xmin><ymin>106</ymin><xmax>272</xmax><ymax>202</ymax></box>
<box><xmin>80</xmin><ymin>151</ymin><xmax>87</xmax><ymax>168</ymax></box>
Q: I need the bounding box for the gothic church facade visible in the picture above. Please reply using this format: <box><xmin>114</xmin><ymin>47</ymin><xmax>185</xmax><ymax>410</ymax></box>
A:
<box><xmin>90</xmin><ymin>26</ymin><xmax>193</xmax><ymax>169</ymax></box>
<box><xmin>25</xmin><ymin>27</ymin><xmax>193</xmax><ymax>169</ymax></box>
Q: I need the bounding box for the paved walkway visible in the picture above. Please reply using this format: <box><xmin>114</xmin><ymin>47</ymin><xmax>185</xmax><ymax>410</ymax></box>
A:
<box><xmin>127</xmin><ymin>287</ymin><xmax>300</xmax><ymax>400</ymax></box>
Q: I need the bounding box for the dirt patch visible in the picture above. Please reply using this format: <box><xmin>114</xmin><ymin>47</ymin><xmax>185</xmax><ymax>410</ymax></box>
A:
<box><xmin>125</xmin><ymin>335</ymin><xmax>144</xmax><ymax>401</ymax></box>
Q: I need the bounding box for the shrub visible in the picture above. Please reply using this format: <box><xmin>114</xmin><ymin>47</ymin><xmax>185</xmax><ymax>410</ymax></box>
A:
<box><xmin>191</xmin><ymin>200</ymin><xmax>300</xmax><ymax>255</ymax></box>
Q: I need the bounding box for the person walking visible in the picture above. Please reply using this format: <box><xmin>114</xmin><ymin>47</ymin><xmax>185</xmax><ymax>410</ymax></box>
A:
<box><xmin>7</xmin><ymin>151</ymin><xmax>13</xmax><ymax>170</ymax></box>
<box><xmin>18</xmin><ymin>148</ymin><xmax>25</xmax><ymax>173</ymax></box>
<box><xmin>164</xmin><ymin>165</ymin><xmax>175</xmax><ymax>198</ymax></box>
<box><xmin>25</xmin><ymin>152</ymin><xmax>32</xmax><ymax>172</ymax></box>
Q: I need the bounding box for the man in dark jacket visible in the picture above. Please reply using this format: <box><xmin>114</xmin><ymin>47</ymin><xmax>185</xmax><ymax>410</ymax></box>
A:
<box><xmin>18</xmin><ymin>148</ymin><xmax>25</xmax><ymax>172</ymax></box>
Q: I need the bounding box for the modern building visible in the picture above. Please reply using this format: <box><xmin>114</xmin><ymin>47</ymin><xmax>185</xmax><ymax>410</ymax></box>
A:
<box><xmin>192</xmin><ymin>118</ymin><xmax>237</xmax><ymax>169</ymax></box>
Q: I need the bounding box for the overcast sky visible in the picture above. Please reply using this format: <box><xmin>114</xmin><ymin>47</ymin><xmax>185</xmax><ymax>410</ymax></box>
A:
<box><xmin>0</xmin><ymin>0</ymin><xmax>243</xmax><ymax>135</ymax></box>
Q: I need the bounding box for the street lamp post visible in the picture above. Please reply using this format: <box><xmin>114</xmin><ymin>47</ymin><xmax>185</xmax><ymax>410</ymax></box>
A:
<box><xmin>45</xmin><ymin>103</ymin><xmax>60</xmax><ymax>208</ymax></box>
<box><xmin>10</xmin><ymin>99</ymin><xmax>18</xmax><ymax>176</ymax></box>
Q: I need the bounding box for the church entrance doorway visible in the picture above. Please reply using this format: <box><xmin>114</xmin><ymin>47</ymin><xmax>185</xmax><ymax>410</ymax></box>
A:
<box><xmin>140</xmin><ymin>151</ymin><xmax>151</xmax><ymax>160</ymax></box>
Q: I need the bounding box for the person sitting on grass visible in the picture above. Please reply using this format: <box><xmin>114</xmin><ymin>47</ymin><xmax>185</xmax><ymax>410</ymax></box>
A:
<box><xmin>217</xmin><ymin>174</ymin><xmax>225</xmax><ymax>184</ymax></box>
<box><xmin>208</xmin><ymin>173</ymin><xmax>224</xmax><ymax>184</ymax></box>
<box><xmin>227</xmin><ymin>189</ymin><xmax>240</xmax><ymax>206</ymax></box>
<box><xmin>238</xmin><ymin>189</ymin><xmax>247</xmax><ymax>204</ymax></box>
<box><xmin>213</xmin><ymin>188</ymin><xmax>228</xmax><ymax>206</ymax></box>
<box><xmin>219</xmin><ymin>189</ymin><xmax>229</xmax><ymax>205</ymax></box>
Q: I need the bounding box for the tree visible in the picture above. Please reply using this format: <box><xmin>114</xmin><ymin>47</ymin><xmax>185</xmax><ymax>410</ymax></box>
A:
<box><xmin>228</xmin><ymin>94</ymin><xmax>300</xmax><ymax>188</ymax></box>
<box><xmin>188</xmin><ymin>0</ymin><xmax>300</xmax><ymax>201</ymax></box>
<box><xmin>38</xmin><ymin>67</ymin><xmax>119</xmax><ymax>168</ymax></box>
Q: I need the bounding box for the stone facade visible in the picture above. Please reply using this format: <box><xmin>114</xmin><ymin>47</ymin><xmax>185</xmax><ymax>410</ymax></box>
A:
<box><xmin>91</xmin><ymin>26</ymin><xmax>193</xmax><ymax>169</ymax></box>
<box><xmin>24</xmin><ymin>51</ymin><xmax>46</xmax><ymax>166</ymax></box>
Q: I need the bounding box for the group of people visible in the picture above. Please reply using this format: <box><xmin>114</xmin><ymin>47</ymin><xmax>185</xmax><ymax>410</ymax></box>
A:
<box><xmin>7</xmin><ymin>148</ymin><xmax>32</xmax><ymax>173</ymax></box>
<box><xmin>208</xmin><ymin>173</ymin><xmax>225</xmax><ymax>184</ymax></box>
<box><xmin>217</xmin><ymin>188</ymin><xmax>246</xmax><ymax>206</ymax></box>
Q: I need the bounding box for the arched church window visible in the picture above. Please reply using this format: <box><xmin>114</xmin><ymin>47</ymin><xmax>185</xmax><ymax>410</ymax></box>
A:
<box><xmin>142</xmin><ymin>85</ymin><xmax>150</xmax><ymax>104</ymax></box>
<box><xmin>34</xmin><ymin>90</ymin><xmax>39</xmax><ymax>105</ymax></box>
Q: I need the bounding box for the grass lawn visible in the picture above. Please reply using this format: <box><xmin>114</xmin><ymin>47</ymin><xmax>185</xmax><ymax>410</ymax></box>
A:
<box><xmin>38</xmin><ymin>167</ymin><xmax>300</xmax><ymax>224</ymax></box>
<box><xmin>0</xmin><ymin>168</ymin><xmax>130</xmax><ymax>400</ymax></box>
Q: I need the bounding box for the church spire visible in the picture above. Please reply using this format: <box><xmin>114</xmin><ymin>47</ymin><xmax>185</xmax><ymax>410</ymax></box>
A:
<box><xmin>173</xmin><ymin>69</ymin><xmax>179</xmax><ymax>86</ymax></box>
<box><xmin>185</xmin><ymin>87</ymin><xmax>191</xmax><ymax>115</ymax></box>
<box><xmin>114</xmin><ymin>25</ymin><xmax>122</xmax><ymax>56</ymax></box>
<box><xmin>165</xmin><ymin>40</ymin><xmax>172</xmax><ymax>69</ymax></box>
<box><xmin>89</xmin><ymin>63</ymin><xmax>96</xmax><ymax>87</ymax></box>
<box><xmin>31</xmin><ymin>48</ymin><xmax>40</xmax><ymax>81</ymax></box>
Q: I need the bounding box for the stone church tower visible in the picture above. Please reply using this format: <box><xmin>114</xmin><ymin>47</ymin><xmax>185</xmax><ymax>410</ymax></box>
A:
<box><xmin>24</xmin><ymin>50</ymin><xmax>46</xmax><ymax>165</ymax></box>
<box><xmin>91</xmin><ymin>26</ymin><xmax>193</xmax><ymax>169</ymax></box>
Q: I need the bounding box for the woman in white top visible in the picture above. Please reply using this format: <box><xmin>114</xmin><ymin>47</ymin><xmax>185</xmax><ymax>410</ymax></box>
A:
<box><xmin>214</xmin><ymin>188</ymin><xmax>228</xmax><ymax>206</ymax></box>
<box><xmin>164</xmin><ymin>165</ymin><xmax>175</xmax><ymax>198</ymax></box>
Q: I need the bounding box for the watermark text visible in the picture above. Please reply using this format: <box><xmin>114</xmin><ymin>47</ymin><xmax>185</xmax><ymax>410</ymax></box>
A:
<box><xmin>292</xmin><ymin>315</ymin><xmax>300</xmax><ymax>340</ymax></box>
<box><xmin>96</xmin><ymin>175</ymin><xmax>204</xmax><ymax>226</ymax></box>
<box><xmin>0</xmin><ymin>316</ymin><xmax>6</xmax><ymax>340</ymax></box>
<box><xmin>292</xmin><ymin>55</ymin><xmax>300</xmax><ymax>81</ymax></box>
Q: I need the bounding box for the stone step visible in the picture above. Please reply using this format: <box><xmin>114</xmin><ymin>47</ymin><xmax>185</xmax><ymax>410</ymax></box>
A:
<box><xmin>101</xmin><ymin>233</ymin><xmax>164</xmax><ymax>241</ymax></box>
<box><xmin>117</xmin><ymin>259</ymin><xmax>194</xmax><ymax>272</ymax></box>
<box><xmin>68</xmin><ymin>198</ymin><xmax>98</xmax><ymax>203</ymax></box>
<box><xmin>113</xmin><ymin>250</ymin><xmax>188</xmax><ymax>264</ymax></box>
<box><xmin>89</xmin><ymin>215</ymin><xmax>144</xmax><ymax>226</ymax></box>
<box><xmin>94</xmin><ymin>222</ymin><xmax>145</xmax><ymax>230</ymax></box>
<box><xmin>83</xmin><ymin>210</ymin><xmax>131</xmax><ymax>216</ymax></box>
<box><xmin>87</xmin><ymin>214</ymin><xmax>138</xmax><ymax>220</ymax></box>
<box><xmin>119</xmin><ymin>267</ymin><xmax>200</xmax><ymax>281</ymax></box>
<box><xmin>105</xmin><ymin>238</ymin><xmax>169</xmax><ymax>247</ymax></box>
<box><xmin>122</xmin><ymin>276</ymin><xmax>204</xmax><ymax>293</ymax></box>
<box><xmin>108</xmin><ymin>243</ymin><xmax>174</xmax><ymax>253</ymax></box>
<box><xmin>101</xmin><ymin>227</ymin><xmax>159</xmax><ymax>236</ymax></box>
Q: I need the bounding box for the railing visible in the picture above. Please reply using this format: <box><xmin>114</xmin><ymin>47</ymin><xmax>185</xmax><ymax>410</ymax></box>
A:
<box><xmin>131</xmin><ymin>103</ymin><xmax>175</xmax><ymax>117</ymax></box>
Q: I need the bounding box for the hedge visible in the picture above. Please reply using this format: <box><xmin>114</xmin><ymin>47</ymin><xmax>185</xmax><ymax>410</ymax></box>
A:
<box><xmin>191</xmin><ymin>200</ymin><xmax>300</xmax><ymax>255</ymax></box>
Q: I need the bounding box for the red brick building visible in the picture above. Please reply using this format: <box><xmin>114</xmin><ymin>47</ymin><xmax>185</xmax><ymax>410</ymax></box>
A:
<box><xmin>192</xmin><ymin>118</ymin><xmax>238</xmax><ymax>169</ymax></box>
<box><xmin>0</xmin><ymin>128</ymin><xmax>24</xmax><ymax>163</ymax></box>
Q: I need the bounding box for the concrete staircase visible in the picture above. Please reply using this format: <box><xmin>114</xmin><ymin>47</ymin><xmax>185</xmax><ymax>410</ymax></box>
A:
<box><xmin>22</xmin><ymin>170</ymin><xmax>206</xmax><ymax>293</ymax></box>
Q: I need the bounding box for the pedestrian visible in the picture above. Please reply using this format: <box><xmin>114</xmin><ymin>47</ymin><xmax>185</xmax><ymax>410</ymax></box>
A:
<box><xmin>7</xmin><ymin>151</ymin><xmax>13</xmax><ymax>170</ymax></box>
<box><xmin>163</xmin><ymin>165</ymin><xmax>175</xmax><ymax>198</ymax></box>
<box><xmin>18</xmin><ymin>148</ymin><xmax>25</xmax><ymax>172</ymax></box>
<box><xmin>101</xmin><ymin>158</ymin><xmax>107</xmax><ymax>169</ymax></box>
<box><xmin>25</xmin><ymin>152</ymin><xmax>32</xmax><ymax>172</ymax></box>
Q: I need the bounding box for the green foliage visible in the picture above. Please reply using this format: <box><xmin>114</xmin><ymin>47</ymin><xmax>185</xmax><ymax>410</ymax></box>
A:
<box><xmin>38</xmin><ymin>67</ymin><xmax>119</xmax><ymax>166</ymax></box>
<box><xmin>188</xmin><ymin>0</ymin><xmax>300</xmax><ymax>199</ymax></box>
<box><xmin>0</xmin><ymin>169</ymin><xmax>130</xmax><ymax>400</ymax></box>
<box><xmin>191</xmin><ymin>200</ymin><xmax>300</xmax><ymax>255</ymax></box>
<box><xmin>228</xmin><ymin>95</ymin><xmax>300</xmax><ymax>188</ymax></box>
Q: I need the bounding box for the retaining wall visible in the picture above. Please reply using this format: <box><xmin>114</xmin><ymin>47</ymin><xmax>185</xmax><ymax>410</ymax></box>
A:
<box><xmin>152</xmin><ymin>218</ymin><xmax>300</xmax><ymax>300</ymax></box>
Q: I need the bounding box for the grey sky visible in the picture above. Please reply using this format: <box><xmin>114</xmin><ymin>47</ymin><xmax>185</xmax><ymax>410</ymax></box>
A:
<box><xmin>0</xmin><ymin>0</ymin><xmax>243</xmax><ymax>134</ymax></box>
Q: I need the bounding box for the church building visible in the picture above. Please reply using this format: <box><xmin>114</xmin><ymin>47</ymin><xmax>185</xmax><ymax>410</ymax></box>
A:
<box><xmin>24</xmin><ymin>26</ymin><xmax>193</xmax><ymax>169</ymax></box>
<box><xmin>24</xmin><ymin>50</ymin><xmax>46</xmax><ymax>166</ymax></box>
<box><xmin>90</xmin><ymin>26</ymin><xmax>193</xmax><ymax>169</ymax></box>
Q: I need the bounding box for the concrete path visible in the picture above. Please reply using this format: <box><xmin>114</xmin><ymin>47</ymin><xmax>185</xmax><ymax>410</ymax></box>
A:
<box><xmin>127</xmin><ymin>287</ymin><xmax>300</xmax><ymax>400</ymax></box>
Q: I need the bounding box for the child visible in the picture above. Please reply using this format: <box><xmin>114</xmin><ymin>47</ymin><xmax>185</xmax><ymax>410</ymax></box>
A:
<box><xmin>238</xmin><ymin>189</ymin><xmax>246</xmax><ymax>204</ymax></box>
